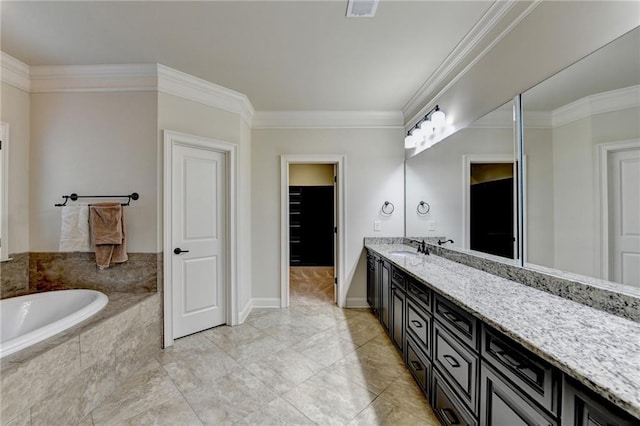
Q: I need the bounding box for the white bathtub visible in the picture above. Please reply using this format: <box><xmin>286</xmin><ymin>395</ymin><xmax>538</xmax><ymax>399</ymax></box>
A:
<box><xmin>0</xmin><ymin>289</ymin><xmax>108</xmax><ymax>358</ymax></box>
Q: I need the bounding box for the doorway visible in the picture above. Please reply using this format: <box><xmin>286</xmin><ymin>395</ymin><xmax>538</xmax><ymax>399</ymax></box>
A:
<box><xmin>600</xmin><ymin>140</ymin><xmax>640</xmax><ymax>287</ymax></box>
<box><xmin>280</xmin><ymin>155</ymin><xmax>345</xmax><ymax>308</ymax></box>
<box><xmin>163</xmin><ymin>130</ymin><xmax>238</xmax><ymax>348</ymax></box>
<box><xmin>289</xmin><ymin>164</ymin><xmax>335</xmax><ymax>305</ymax></box>
<box><xmin>463</xmin><ymin>155</ymin><xmax>516</xmax><ymax>259</ymax></box>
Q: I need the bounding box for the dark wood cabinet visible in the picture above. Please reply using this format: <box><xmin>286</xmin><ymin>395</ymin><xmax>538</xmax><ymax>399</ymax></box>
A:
<box><xmin>392</xmin><ymin>285</ymin><xmax>405</xmax><ymax>352</ymax></box>
<box><xmin>480</xmin><ymin>361</ymin><xmax>557</xmax><ymax>426</ymax></box>
<box><xmin>562</xmin><ymin>378</ymin><xmax>638</xmax><ymax>426</ymax></box>
<box><xmin>366</xmin><ymin>253</ymin><xmax>376</xmax><ymax>311</ymax></box>
<box><xmin>434</xmin><ymin>370</ymin><xmax>479</xmax><ymax>426</ymax></box>
<box><xmin>289</xmin><ymin>186</ymin><xmax>334</xmax><ymax>266</ymax></box>
<box><xmin>390</xmin><ymin>266</ymin><xmax>406</xmax><ymax>353</ymax></box>
<box><xmin>380</xmin><ymin>259</ymin><xmax>391</xmax><ymax>332</ymax></box>
<box><xmin>481</xmin><ymin>326</ymin><xmax>559</xmax><ymax>416</ymax></box>
<box><xmin>364</xmin><ymin>249</ymin><xmax>637</xmax><ymax>425</ymax></box>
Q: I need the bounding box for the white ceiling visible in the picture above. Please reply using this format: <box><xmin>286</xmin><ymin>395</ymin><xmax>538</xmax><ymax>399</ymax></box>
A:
<box><xmin>1</xmin><ymin>1</ymin><xmax>495</xmax><ymax>112</ymax></box>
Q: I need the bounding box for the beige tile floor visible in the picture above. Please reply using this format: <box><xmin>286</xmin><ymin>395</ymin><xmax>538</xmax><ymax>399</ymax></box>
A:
<box><xmin>86</xmin><ymin>269</ymin><xmax>441</xmax><ymax>425</ymax></box>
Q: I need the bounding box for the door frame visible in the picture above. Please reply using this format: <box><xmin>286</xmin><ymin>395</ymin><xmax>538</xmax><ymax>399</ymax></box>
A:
<box><xmin>598</xmin><ymin>139</ymin><xmax>640</xmax><ymax>280</ymax></box>
<box><xmin>462</xmin><ymin>154</ymin><xmax>516</xmax><ymax>253</ymax></box>
<box><xmin>163</xmin><ymin>130</ymin><xmax>238</xmax><ymax>348</ymax></box>
<box><xmin>0</xmin><ymin>122</ymin><xmax>9</xmax><ymax>261</ymax></box>
<box><xmin>280</xmin><ymin>155</ymin><xmax>346</xmax><ymax>308</ymax></box>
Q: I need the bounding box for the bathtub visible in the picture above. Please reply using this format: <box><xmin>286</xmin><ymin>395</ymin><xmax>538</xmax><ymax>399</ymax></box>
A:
<box><xmin>0</xmin><ymin>289</ymin><xmax>108</xmax><ymax>358</ymax></box>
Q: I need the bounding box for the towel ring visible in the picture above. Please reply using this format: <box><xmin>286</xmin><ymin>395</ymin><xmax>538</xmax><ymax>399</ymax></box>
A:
<box><xmin>381</xmin><ymin>201</ymin><xmax>394</xmax><ymax>215</ymax></box>
<box><xmin>417</xmin><ymin>201</ymin><xmax>430</xmax><ymax>215</ymax></box>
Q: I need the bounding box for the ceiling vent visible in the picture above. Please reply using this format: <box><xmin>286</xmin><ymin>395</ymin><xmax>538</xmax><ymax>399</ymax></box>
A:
<box><xmin>346</xmin><ymin>0</ymin><xmax>379</xmax><ymax>18</ymax></box>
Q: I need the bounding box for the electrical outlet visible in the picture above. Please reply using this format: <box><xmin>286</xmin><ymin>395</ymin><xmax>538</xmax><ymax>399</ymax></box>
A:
<box><xmin>427</xmin><ymin>221</ymin><xmax>436</xmax><ymax>231</ymax></box>
<box><xmin>374</xmin><ymin>221</ymin><xmax>381</xmax><ymax>231</ymax></box>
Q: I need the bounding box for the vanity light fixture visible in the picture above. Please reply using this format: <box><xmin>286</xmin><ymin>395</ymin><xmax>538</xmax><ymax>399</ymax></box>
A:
<box><xmin>404</xmin><ymin>105</ymin><xmax>446</xmax><ymax>149</ymax></box>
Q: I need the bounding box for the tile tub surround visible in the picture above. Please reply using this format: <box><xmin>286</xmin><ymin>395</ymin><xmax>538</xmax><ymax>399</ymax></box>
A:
<box><xmin>0</xmin><ymin>253</ymin><xmax>30</xmax><ymax>299</ymax></box>
<box><xmin>0</xmin><ymin>292</ymin><xmax>162</xmax><ymax>425</ymax></box>
<box><xmin>29</xmin><ymin>252</ymin><xmax>158</xmax><ymax>294</ymax></box>
<box><xmin>365</xmin><ymin>242</ymin><xmax>640</xmax><ymax>420</ymax></box>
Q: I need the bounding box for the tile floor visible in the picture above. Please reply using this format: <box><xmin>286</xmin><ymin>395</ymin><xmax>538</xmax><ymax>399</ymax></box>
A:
<box><xmin>86</xmin><ymin>269</ymin><xmax>441</xmax><ymax>425</ymax></box>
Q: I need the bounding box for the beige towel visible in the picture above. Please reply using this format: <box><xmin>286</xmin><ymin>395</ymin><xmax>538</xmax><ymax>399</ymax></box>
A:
<box><xmin>59</xmin><ymin>205</ymin><xmax>91</xmax><ymax>252</ymax></box>
<box><xmin>90</xmin><ymin>202</ymin><xmax>128</xmax><ymax>268</ymax></box>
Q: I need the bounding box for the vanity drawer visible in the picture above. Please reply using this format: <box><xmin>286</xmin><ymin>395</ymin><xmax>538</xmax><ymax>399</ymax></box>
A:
<box><xmin>434</xmin><ymin>322</ymin><xmax>478</xmax><ymax>414</ymax></box>
<box><xmin>407</xmin><ymin>299</ymin><xmax>431</xmax><ymax>354</ymax></box>
<box><xmin>406</xmin><ymin>278</ymin><xmax>431</xmax><ymax>311</ymax></box>
<box><xmin>391</xmin><ymin>266</ymin><xmax>406</xmax><ymax>291</ymax></box>
<box><xmin>407</xmin><ymin>336</ymin><xmax>431</xmax><ymax>395</ymax></box>
<box><xmin>435</xmin><ymin>295</ymin><xmax>478</xmax><ymax>350</ymax></box>
<box><xmin>482</xmin><ymin>326</ymin><xmax>559</xmax><ymax>416</ymax></box>
<box><xmin>433</xmin><ymin>370</ymin><xmax>478</xmax><ymax>426</ymax></box>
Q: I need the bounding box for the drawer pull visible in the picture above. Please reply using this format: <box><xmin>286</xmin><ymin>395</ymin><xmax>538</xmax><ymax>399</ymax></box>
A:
<box><xmin>441</xmin><ymin>407</ymin><xmax>460</xmax><ymax>425</ymax></box>
<box><xmin>496</xmin><ymin>350</ymin><xmax>539</xmax><ymax>382</ymax></box>
<box><xmin>441</xmin><ymin>309</ymin><xmax>462</xmax><ymax>324</ymax></box>
<box><xmin>410</xmin><ymin>360</ymin><xmax>423</xmax><ymax>371</ymax></box>
<box><xmin>442</xmin><ymin>354</ymin><xmax>461</xmax><ymax>368</ymax></box>
<box><xmin>411</xmin><ymin>320</ymin><xmax>424</xmax><ymax>328</ymax></box>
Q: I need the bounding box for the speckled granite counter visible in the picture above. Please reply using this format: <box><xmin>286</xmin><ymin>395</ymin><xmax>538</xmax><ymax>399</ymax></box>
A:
<box><xmin>365</xmin><ymin>242</ymin><xmax>640</xmax><ymax>420</ymax></box>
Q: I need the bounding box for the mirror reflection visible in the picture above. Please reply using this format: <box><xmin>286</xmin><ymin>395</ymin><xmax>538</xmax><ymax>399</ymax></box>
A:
<box><xmin>522</xmin><ymin>27</ymin><xmax>640</xmax><ymax>288</ymax></box>
<box><xmin>405</xmin><ymin>100</ymin><xmax>517</xmax><ymax>260</ymax></box>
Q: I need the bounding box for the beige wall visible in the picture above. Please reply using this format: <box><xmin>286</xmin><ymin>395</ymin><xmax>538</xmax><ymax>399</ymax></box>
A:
<box><xmin>0</xmin><ymin>83</ymin><xmax>30</xmax><ymax>255</ymax></box>
<box><xmin>252</xmin><ymin>127</ymin><xmax>405</xmax><ymax>304</ymax></box>
<box><xmin>158</xmin><ymin>92</ymin><xmax>252</xmax><ymax>314</ymax></box>
<box><xmin>29</xmin><ymin>91</ymin><xmax>158</xmax><ymax>253</ymax></box>
<box><xmin>290</xmin><ymin>164</ymin><xmax>334</xmax><ymax>186</ymax></box>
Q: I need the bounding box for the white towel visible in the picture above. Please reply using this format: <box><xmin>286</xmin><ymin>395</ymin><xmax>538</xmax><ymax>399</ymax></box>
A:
<box><xmin>59</xmin><ymin>205</ymin><xmax>91</xmax><ymax>252</ymax></box>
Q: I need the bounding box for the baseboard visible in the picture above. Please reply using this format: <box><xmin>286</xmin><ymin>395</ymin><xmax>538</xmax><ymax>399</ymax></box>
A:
<box><xmin>251</xmin><ymin>297</ymin><xmax>282</xmax><ymax>308</ymax></box>
<box><xmin>238</xmin><ymin>299</ymin><xmax>253</xmax><ymax>324</ymax></box>
<box><xmin>345</xmin><ymin>297</ymin><xmax>368</xmax><ymax>308</ymax></box>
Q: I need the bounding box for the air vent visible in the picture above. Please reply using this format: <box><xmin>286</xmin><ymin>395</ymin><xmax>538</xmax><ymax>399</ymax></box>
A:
<box><xmin>346</xmin><ymin>0</ymin><xmax>379</xmax><ymax>18</ymax></box>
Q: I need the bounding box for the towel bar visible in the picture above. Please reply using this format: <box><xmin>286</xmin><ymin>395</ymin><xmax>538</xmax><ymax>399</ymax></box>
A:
<box><xmin>55</xmin><ymin>192</ymin><xmax>139</xmax><ymax>207</ymax></box>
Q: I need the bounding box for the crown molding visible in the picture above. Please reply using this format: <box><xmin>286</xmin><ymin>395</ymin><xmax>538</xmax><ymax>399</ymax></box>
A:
<box><xmin>30</xmin><ymin>63</ymin><xmax>158</xmax><ymax>93</ymax></box>
<box><xmin>404</xmin><ymin>0</ymin><xmax>542</xmax><ymax>128</ymax></box>
<box><xmin>552</xmin><ymin>85</ymin><xmax>640</xmax><ymax>128</ymax></box>
<box><xmin>0</xmin><ymin>52</ymin><xmax>31</xmax><ymax>92</ymax></box>
<box><xmin>402</xmin><ymin>0</ymin><xmax>521</xmax><ymax>121</ymax></box>
<box><xmin>157</xmin><ymin>65</ymin><xmax>254</xmax><ymax>125</ymax></box>
<box><xmin>252</xmin><ymin>110</ymin><xmax>404</xmax><ymax>129</ymax></box>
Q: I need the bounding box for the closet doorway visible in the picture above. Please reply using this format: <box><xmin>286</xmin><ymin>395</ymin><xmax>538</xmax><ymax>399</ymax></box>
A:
<box><xmin>289</xmin><ymin>164</ymin><xmax>335</xmax><ymax>305</ymax></box>
<box><xmin>463</xmin><ymin>155</ymin><xmax>517</xmax><ymax>260</ymax></box>
<box><xmin>280</xmin><ymin>155</ymin><xmax>345</xmax><ymax>308</ymax></box>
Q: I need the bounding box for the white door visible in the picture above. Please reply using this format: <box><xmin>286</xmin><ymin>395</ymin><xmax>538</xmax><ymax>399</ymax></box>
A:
<box><xmin>609</xmin><ymin>147</ymin><xmax>640</xmax><ymax>287</ymax></box>
<box><xmin>172</xmin><ymin>144</ymin><xmax>226</xmax><ymax>338</ymax></box>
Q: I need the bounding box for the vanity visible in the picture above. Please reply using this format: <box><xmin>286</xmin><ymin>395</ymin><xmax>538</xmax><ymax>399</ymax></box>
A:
<box><xmin>365</xmin><ymin>240</ymin><xmax>640</xmax><ymax>425</ymax></box>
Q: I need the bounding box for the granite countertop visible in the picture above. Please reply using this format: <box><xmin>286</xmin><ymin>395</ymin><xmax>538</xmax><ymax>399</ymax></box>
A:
<box><xmin>365</xmin><ymin>243</ymin><xmax>640</xmax><ymax>419</ymax></box>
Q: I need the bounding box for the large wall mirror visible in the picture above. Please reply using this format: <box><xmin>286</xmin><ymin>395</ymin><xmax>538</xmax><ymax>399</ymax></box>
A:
<box><xmin>522</xmin><ymin>27</ymin><xmax>639</xmax><ymax>288</ymax></box>
<box><xmin>405</xmin><ymin>26</ymin><xmax>639</xmax><ymax>290</ymax></box>
<box><xmin>405</xmin><ymin>100</ymin><xmax>517</xmax><ymax>261</ymax></box>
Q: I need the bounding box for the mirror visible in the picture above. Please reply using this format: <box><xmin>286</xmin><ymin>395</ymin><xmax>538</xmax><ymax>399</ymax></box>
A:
<box><xmin>405</xmin><ymin>100</ymin><xmax>517</xmax><ymax>260</ymax></box>
<box><xmin>522</xmin><ymin>27</ymin><xmax>640</xmax><ymax>288</ymax></box>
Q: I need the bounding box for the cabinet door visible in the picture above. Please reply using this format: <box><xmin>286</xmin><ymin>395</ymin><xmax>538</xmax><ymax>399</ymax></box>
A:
<box><xmin>380</xmin><ymin>259</ymin><xmax>391</xmax><ymax>332</ymax></box>
<box><xmin>392</xmin><ymin>287</ymin><xmax>405</xmax><ymax>353</ymax></box>
<box><xmin>562</xmin><ymin>377</ymin><xmax>638</xmax><ymax>426</ymax></box>
<box><xmin>374</xmin><ymin>256</ymin><xmax>381</xmax><ymax>315</ymax></box>
<box><xmin>366</xmin><ymin>254</ymin><xmax>375</xmax><ymax>311</ymax></box>
<box><xmin>480</xmin><ymin>362</ymin><xmax>556</xmax><ymax>426</ymax></box>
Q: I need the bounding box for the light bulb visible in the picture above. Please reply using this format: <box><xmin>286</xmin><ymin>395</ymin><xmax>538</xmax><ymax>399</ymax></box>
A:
<box><xmin>419</xmin><ymin>119</ymin><xmax>433</xmax><ymax>135</ymax></box>
<box><xmin>404</xmin><ymin>133</ymin><xmax>416</xmax><ymax>149</ymax></box>
<box><xmin>431</xmin><ymin>109</ymin><xmax>445</xmax><ymax>128</ymax></box>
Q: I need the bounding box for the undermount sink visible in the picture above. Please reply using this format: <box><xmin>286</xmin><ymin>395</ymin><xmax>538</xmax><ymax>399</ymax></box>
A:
<box><xmin>388</xmin><ymin>250</ymin><xmax>418</xmax><ymax>257</ymax></box>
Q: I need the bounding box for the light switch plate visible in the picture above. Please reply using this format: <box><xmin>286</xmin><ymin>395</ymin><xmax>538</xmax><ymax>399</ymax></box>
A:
<box><xmin>374</xmin><ymin>221</ymin><xmax>381</xmax><ymax>231</ymax></box>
